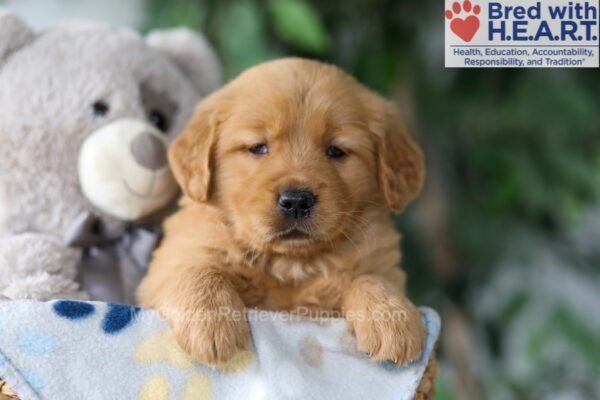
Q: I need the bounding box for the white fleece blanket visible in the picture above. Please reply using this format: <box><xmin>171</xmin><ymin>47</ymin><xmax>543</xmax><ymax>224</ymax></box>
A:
<box><xmin>0</xmin><ymin>300</ymin><xmax>440</xmax><ymax>400</ymax></box>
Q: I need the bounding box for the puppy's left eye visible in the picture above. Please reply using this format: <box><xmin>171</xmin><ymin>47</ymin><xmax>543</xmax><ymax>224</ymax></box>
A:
<box><xmin>249</xmin><ymin>143</ymin><xmax>269</xmax><ymax>155</ymax></box>
<box><xmin>326</xmin><ymin>145</ymin><xmax>347</xmax><ymax>159</ymax></box>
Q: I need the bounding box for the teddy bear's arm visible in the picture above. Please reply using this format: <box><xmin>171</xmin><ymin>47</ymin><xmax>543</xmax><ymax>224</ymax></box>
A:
<box><xmin>0</xmin><ymin>233</ymin><xmax>88</xmax><ymax>300</ymax></box>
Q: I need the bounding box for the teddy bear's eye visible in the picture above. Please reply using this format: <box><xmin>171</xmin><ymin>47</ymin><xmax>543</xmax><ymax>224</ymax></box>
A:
<box><xmin>92</xmin><ymin>101</ymin><xmax>110</xmax><ymax>117</ymax></box>
<box><xmin>149</xmin><ymin>110</ymin><xmax>169</xmax><ymax>133</ymax></box>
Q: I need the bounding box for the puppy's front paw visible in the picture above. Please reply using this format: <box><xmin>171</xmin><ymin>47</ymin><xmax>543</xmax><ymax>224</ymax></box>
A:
<box><xmin>351</xmin><ymin>300</ymin><xmax>425</xmax><ymax>365</ymax></box>
<box><xmin>170</xmin><ymin>302</ymin><xmax>250</xmax><ymax>367</ymax></box>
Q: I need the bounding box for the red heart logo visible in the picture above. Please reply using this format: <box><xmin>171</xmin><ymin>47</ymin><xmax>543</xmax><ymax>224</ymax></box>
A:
<box><xmin>450</xmin><ymin>16</ymin><xmax>480</xmax><ymax>42</ymax></box>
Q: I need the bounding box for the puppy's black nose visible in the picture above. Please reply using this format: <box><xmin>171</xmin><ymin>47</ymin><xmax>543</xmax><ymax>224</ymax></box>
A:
<box><xmin>278</xmin><ymin>190</ymin><xmax>316</xmax><ymax>219</ymax></box>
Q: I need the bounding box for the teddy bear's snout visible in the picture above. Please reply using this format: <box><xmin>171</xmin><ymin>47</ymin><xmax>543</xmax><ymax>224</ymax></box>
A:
<box><xmin>78</xmin><ymin>118</ymin><xmax>179</xmax><ymax>221</ymax></box>
<box><xmin>130</xmin><ymin>133</ymin><xmax>167</xmax><ymax>171</ymax></box>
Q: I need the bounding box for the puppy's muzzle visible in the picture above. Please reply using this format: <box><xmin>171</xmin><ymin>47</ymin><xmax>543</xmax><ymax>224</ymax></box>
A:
<box><xmin>278</xmin><ymin>189</ymin><xmax>316</xmax><ymax>219</ymax></box>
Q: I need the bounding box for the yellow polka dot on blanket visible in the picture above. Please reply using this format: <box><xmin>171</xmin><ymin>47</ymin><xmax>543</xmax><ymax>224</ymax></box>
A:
<box><xmin>139</xmin><ymin>374</ymin><xmax>169</xmax><ymax>400</ymax></box>
<box><xmin>220</xmin><ymin>350</ymin><xmax>255</xmax><ymax>373</ymax></box>
<box><xmin>183</xmin><ymin>373</ymin><xmax>212</xmax><ymax>400</ymax></box>
<box><xmin>134</xmin><ymin>330</ymin><xmax>194</xmax><ymax>369</ymax></box>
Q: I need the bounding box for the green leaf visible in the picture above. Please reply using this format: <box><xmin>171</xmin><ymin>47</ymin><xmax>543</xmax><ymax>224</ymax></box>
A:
<box><xmin>268</xmin><ymin>0</ymin><xmax>330</xmax><ymax>54</ymax></box>
<box><xmin>217</xmin><ymin>0</ymin><xmax>275</xmax><ymax>79</ymax></box>
<box><xmin>499</xmin><ymin>292</ymin><xmax>528</xmax><ymax>322</ymax></box>
<box><xmin>143</xmin><ymin>0</ymin><xmax>207</xmax><ymax>30</ymax></box>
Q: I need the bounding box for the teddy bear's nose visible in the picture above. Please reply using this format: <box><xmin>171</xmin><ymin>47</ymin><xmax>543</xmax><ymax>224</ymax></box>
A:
<box><xmin>130</xmin><ymin>133</ymin><xmax>167</xmax><ymax>171</ymax></box>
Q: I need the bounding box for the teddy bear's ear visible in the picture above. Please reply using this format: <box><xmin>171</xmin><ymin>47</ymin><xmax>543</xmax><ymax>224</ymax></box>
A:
<box><xmin>0</xmin><ymin>10</ymin><xmax>34</xmax><ymax>63</ymax></box>
<box><xmin>146</xmin><ymin>28</ymin><xmax>221</xmax><ymax>97</ymax></box>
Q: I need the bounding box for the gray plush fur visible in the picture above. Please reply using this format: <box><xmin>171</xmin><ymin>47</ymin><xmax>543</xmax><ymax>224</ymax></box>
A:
<box><xmin>0</xmin><ymin>10</ymin><xmax>220</xmax><ymax>302</ymax></box>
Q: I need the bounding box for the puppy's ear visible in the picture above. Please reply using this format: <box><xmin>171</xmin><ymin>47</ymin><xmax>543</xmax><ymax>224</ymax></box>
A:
<box><xmin>169</xmin><ymin>91</ymin><xmax>227</xmax><ymax>202</ymax></box>
<box><xmin>370</xmin><ymin>99</ymin><xmax>425</xmax><ymax>213</ymax></box>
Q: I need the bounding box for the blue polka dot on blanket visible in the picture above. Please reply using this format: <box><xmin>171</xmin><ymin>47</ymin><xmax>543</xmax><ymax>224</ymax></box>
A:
<box><xmin>21</xmin><ymin>369</ymin><xmax>44</xmax><ymax>392</ymax></box>
<box><xmin>18</xmin><ymin>332</ymin><xmax>55</xmax><ymax>355</ymax></box>
<box><xmin>53</xmin><ymin>300</ymin><xmax>95</xmax><ymax>320</ymax></box>
<box><xmin>101</xmin><ymin>304</ymin><xmax>141</xmax><ymax>335</ymax></box>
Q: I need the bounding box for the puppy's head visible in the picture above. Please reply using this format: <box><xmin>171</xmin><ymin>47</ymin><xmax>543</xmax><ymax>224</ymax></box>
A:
<box><xmin>170</xmin><ymin>59</ymin><xmax>424</xmax><ymax>254</ymax></box>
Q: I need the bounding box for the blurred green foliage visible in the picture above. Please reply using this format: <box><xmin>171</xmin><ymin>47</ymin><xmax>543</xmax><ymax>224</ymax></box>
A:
<box><xmin>268</xmin><ymin>0</ymin><xmax>330</xmax><ymax>54</ymax></box>
<box><xmin>144</xmin><ymin>0</ymin><xmax>600</xmax><ymax>398</ymax></box>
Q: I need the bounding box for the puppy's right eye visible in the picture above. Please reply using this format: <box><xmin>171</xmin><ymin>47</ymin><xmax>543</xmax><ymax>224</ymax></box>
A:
<box><xmin>326</xmin><ymin>145</ymin><xmax>347</xmax><ymax>159</ymax></box>
<box><xmin>248</xmin><ymin>143</ymin><xmax>269</xmax><ymax>155</ymax></box>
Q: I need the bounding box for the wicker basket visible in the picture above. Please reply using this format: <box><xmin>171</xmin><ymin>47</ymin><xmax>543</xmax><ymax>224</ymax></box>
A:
<box><xmin>0</xmin><ymin>354</ymin><xmax>438</xmax><ymax>399</ymax></box>
<box><xmin>0</xmin><ymin>379</ymin><xmax>18</xmax><ymax>400</ymax></box>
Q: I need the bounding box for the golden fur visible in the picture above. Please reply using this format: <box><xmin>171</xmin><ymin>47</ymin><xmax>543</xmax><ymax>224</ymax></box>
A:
<box><xmin>137</xmin><ymin>58</ymin><xmax>426</xmax><ymax>367</ymax></box>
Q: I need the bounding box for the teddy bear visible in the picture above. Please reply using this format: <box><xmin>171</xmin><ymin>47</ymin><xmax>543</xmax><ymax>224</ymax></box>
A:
<box><xmin>0</xmin><ymin>10</ymin><xmax>220</xmax><ymax>304</ymax></box>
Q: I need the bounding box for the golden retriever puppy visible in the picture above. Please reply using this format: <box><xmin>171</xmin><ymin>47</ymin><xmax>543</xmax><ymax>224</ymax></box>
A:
<box><xmin>137</xmin><ymin>58</ymin><xmax>426</xmax><ymax>367</ymax></box>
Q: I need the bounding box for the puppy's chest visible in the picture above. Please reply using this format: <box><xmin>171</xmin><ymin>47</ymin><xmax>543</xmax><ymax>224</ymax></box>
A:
<box><xmin>224</xmin><ymin>254</ymin><xmax>350</xmax><ymax>312</ymax></box>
